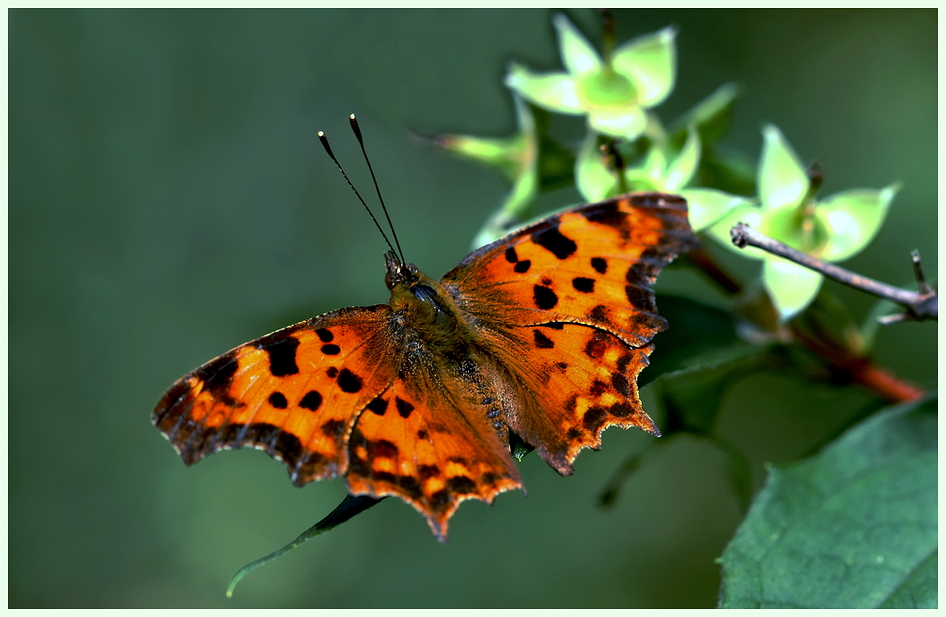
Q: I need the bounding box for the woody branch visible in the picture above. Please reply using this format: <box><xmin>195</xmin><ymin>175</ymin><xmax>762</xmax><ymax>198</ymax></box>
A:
<box><xmin>730</xmin><ymin>222</ymin><xmax>937</xmax><ymax>324</ymax></box>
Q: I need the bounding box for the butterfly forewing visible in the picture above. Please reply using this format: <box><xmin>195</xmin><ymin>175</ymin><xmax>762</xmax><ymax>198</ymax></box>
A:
<box><xmin>153</xmin><ymin>305</ymin><xmax>400</xmax><ymax>484</ymax></box>
<box><xmin>440</xmin><ymin>192</ymin><xmax>698</xmax><ymax>473</ymax></box>
<box><xmin>443</xmin><ymin>192</ymin><xmax>699</xmax><ymax>346</ymax></box>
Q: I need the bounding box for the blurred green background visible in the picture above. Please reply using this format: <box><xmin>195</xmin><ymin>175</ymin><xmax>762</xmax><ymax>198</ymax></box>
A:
<box><xmin>10</xmin><ymin>9</ymin><xmax>936</xmax><ymax>608</ymax></box>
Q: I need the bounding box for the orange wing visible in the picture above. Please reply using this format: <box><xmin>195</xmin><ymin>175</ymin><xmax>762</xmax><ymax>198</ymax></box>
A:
<box><xmin>154</xmin><ymin>191</ymin><xmax>696</xmax><ymax>540</ymax></box>
<box><xmin>154</xmin><ymin>306</ymin><xmax>523</xmax><ymax>539</ymax></box>
<box><xmin>441</xmin><ymin>192</ymin><xmax>699</xmax><ymax>474</ymax></box>
<box><xmin>345</xmin><ymin>361</ymin><xmax>522</xmax><ymax>539</ymax></box>
<box><xmin>153</xmin><ymin>306</ymin><xmax>399</xmax><ymax>484</ymax></box>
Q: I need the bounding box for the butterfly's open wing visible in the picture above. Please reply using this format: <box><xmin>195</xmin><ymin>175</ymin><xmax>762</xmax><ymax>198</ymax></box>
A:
<box><xmin>153</xmin><ymin>306</ymin><xmax>400</xmax><ymax>484</ymax></box>
<box><xmin>345</xmin><ymin>362</ymin><xmax>523</xmax><ymax>540</ymax></box>
<box><xmin>441</xmin><ymin>192</ymin><xmax>699</xmax><ymax>474</ymax></box>
<box><xmin>155</xmin><ymin>303</ymin><xmax>522</xmax><ymax>539</ymax></box>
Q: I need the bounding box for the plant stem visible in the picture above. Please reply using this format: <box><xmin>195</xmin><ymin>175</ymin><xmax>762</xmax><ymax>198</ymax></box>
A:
<box><xmin>730</xmin><ymin>223</ymin><xmax>937</xmax><ymax>322</ymax></box>
<box><xmin>687</xmin><ymin>238</ymin><xmax>926</xmax><ymax>404</ymax></box>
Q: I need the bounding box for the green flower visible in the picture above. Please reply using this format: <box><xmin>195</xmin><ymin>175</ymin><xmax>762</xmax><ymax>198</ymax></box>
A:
<box><xmin>505</xmin><ymin>13</ymin><xmax>676</xmax><ymax>140</ymax></box>
<box><xmin>709</xmin><ymin>124</ymin><xmax>899</xmax><ymax>320</ymax></box>
<box><xmin>576</xmin><ymin>124</ymin><xmax>749</xmax><ymax>232</ymax></box>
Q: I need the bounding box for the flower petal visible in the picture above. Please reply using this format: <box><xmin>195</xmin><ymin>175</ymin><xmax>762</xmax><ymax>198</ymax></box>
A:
<box><xmin>505</xmin><ymin>62</ymin><xmax>584</xmax><ymax>114</ymax></box>
<box><xmin>612</xmin><ymin>26</ymin><xmax>677</xmax><ymax>107</ymax></box>
<box><xmin>575</xmin><ymin>130</ymin><xmax>617</xmax><ymax>202</ymax></box>
<box><xmin>815</xmin><ymin>183</ymin><xmax>899</xmax><ymax>262</ymax></box>
<box><xmin>552</xmin><ymin>13</ymin><xmax>602</xmax><ymax>75</ymax></box>
<box><xmin>758</xmin><ymin>124</ymin><xmax>809</xmax><ymax>211</ymax></box>
<box><xmin>763</xmin><ymin>257</ymin><xmax>823</xmax><ymax>320</ymax></box>
<box><xmin>664</xmin><ymin>124</ymin><xmax>701</xmax><ymax>191</ymax></box>
<box><xmin>588</xmin><ymin>105</ymin><xmax>647</xmax><ymax>139</ymax></box>
<box><xmin>680</xmin><ymin>187</ymin><xmax>752</xmax><ymax>233</ymax></box>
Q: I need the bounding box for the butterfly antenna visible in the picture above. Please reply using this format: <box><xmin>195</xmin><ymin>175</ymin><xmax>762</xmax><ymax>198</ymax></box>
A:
<box><xmin>348</xmin><ymin>114</ymin><xmax>406</xmax><ymax>265</ymax></box>
<box><xmin>318</xmin><ymin>128</ymin><xmax>399</xmax><ymax>260</ymax></box>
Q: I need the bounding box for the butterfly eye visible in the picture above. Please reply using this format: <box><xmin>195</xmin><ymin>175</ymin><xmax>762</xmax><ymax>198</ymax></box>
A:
<box><xmin>411</xmin><ymin>284</ymin><xmax>441</xmax><ymax>309</ymax></box>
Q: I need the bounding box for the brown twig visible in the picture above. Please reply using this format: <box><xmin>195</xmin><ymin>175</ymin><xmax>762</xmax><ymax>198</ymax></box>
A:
<box><xmin>686</xmin><ymin>229</ymin><xmax>926</xmax><ymax>403</ymax></box>
<box><xmin>730</xmin><ymin>223</ymin><xmax>937</xmax><ymax>323</ymax></box>
<box><xmin>788</xmin><ymin>322</ymin><xmax>925</xmax><ymax>402</ymax></box>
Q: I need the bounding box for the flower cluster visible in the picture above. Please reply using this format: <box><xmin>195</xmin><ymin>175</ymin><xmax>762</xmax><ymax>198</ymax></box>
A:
<box><xmin>430</xmin><ymin>12</ymin><xmax>896</xmax><ymax>321</ymax></box>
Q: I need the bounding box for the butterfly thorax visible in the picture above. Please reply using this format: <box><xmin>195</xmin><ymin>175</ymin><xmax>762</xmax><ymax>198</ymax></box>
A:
<box><xmin>383</xmin><ymin>251</ymin><xmax>474</xmax><ymax>358</ymax></box>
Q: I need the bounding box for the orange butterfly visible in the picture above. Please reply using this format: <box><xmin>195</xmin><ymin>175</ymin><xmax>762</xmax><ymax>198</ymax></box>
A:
<box><xmin>154</xmin><ymin>138</ymin><xmax>698</xmax><ymax>540</ymax></box>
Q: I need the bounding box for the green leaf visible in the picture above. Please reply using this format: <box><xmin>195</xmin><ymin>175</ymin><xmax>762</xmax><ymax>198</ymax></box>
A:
<box><xmin>718</xmin><ymin>396</ymin><xmax>937</xmax><ymax>608</ymax></box>
<box><xmin>643</xmin><ymin>294</ymin><xmax>742</xmax><ymax>383</ymax></box>
<box><xmin>654</xmin><ymin>345</ymin><xmax>769</xmax><ymax>437</ymax></box>
<box><xmin>226</xmin><ymin>494</ymin><xmax>384</xmax><ymax>597</ymax></box>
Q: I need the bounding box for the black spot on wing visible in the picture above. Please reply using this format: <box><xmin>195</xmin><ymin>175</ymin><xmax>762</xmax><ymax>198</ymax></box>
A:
<box><xmin>268</xmin><ymin>391</ymin><xmax>288</xmax><ymax>409</ymax></box>
<box><xmin>447</xmin><ymin>475</ymin><xmax>477</xmax><ymax>494</ymax></box>
<box><xmin>611</xmin><ymin>372</ymin><xmax>630</xmax><ymax>396</ymax></box>
<box><xmin>582</xmin><ymin>406</ymin><xmax>607</xmax><ymax>432</ymax></box>
<box><xmin>584</xmin><ymin>333</ymin><xmax>608</xmax><ymax>359</ymax></box>
<box><xmin>588</xmin><ymin>304</ymin><xmax>610</xmax><ymax>324</ymax></box>
<box><xmin>300</xmin><ymin>390</ymin><xmax>323</xmax><ymax>411</ymax></box>
<box><xmin>337</xmin><ymin>368</ymin><xmax>362</xmax><ymax>393</ymax></box>
<box><xmin>231</xmin><ymin>422</ymin><xmax>303</xmax><ymax>468</ymax></box>
<box><xmin>369</xmin><ymin>439</ymin><xmax>400</xmax><ymax>458</ymax></box>
<box><xmin>625</xmin><ymin>283</ymin><xmax>657</xmax><ymax>313</ymax></box>
<box><xmin>366</xmin><ymin>396</ymin><xmax>388</xmax><ymax>416</ymax></box>
<box><xmin>395</xmin><ymin>397</ymin><xmax>415</xmax><ymax>418</ymax></box>
<box><xmin>589</xmin><ymin>380</ymin><xmax>609</xmax><ymax>397</ymax></box>
<box><xmin>258</xmin><ymin>336</ymin><xmax>300</xmax><ymax>377</ymax></box>
<box><xmin>625</xmin><ymin>247</ymin><xmax>666</xmax><ymax>283</ymax></box>
<box><xmin>533</xmin><ymin>329</ymin><xmax>555</xmax><ymax>349</ymax></box>
<box><xmin>195</xmin><ymin>351</ymin><xmax>239</xmax><ymax>395</ymax></box>
<box><xmin>321</xmin><ymin>418</ymin><xmax>346</xmax><ymax>439</ymax></box>
<box><xmin>572</xmin><ymin>277</ymin><xmax>595</xmax><ymax>293</ymax></box>
<box><xmin>608</xmin><ymin>401</ymin><xmax>634</xmax><ymax>418</ymax></box>
<box><xmin>531</xmin><ymin>224</ymin><xmax>577</xmax><ymax>260</ymax></box>
<box><xmin>418</xmin><ymin>464</ymin><xmax>440</xmax><ymax>480</ymax></box>
<box><xmin>533</xmin><ymin>285</ymin><xmax>558</xmax><ymax>310</ymax></box>
<box><xmin>580</xmin><ymin>201</ymin><xmax>624</xmax><ymax>227</ymax></box>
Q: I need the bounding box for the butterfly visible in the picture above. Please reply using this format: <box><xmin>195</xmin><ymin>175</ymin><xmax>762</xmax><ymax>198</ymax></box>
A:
<box><xmin>153</xmin><ymin>189</ymin><xmax>698</xmax><ymax>541</ymax></box>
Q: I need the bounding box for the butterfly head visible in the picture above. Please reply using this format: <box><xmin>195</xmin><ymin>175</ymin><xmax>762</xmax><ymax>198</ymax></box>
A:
<box><xmin>383</xmin><ymin>250</ymin><xmax>418</xmax><ymax>290</ymax></box>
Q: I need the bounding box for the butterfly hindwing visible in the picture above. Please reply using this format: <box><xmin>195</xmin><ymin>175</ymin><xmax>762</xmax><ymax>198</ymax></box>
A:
<box><xmin>346</xmin><ymin>362</ymin><xmax>523</xmax><ymax>539</ymax></box>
